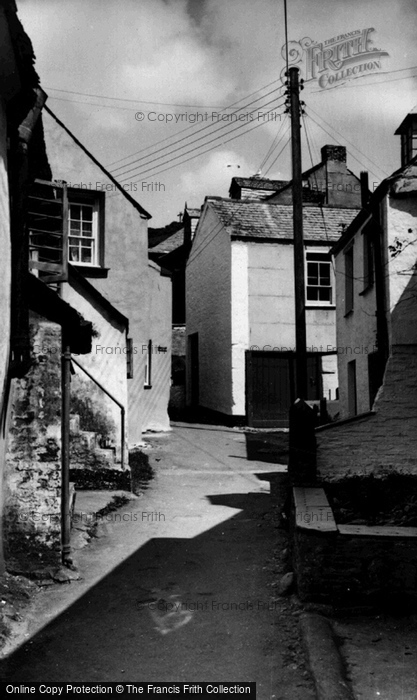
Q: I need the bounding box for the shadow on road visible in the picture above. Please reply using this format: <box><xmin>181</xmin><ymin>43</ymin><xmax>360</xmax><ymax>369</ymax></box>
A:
<box><xmin>0</xmin><ymin>489</ymin><xmax>306</xmax><ymax>696</ymax></box>
<box><xmin>244</xmin><ymin>432</ymin><xmax>289</xmax><ymax>465</ymax></box>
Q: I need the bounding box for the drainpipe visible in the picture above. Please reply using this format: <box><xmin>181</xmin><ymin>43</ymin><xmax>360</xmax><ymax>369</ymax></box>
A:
<box><xmin>61</xmin><ymin>338</ymin><xmax>72</xmax><ymax>565</ymax></box>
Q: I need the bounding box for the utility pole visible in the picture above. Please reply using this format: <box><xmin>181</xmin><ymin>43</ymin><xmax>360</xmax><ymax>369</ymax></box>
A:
<box><xmin>288</xmin><ymin>66</ymin><xmax>307</xmax><ymax>399</ymax></box>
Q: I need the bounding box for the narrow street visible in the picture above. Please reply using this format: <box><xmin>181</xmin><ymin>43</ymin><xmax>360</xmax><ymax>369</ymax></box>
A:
<box><xmin>0</xmin><ymin>424</ymin><xmax>314</xmax><ymax>699</ymax></box>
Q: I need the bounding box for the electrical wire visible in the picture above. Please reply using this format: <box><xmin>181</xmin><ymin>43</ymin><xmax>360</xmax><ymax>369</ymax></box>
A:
<box><xmin>304</xmin><ymin>112</ymin><xmax>383</xmax><ymax>183</ymax></box>
<box><xmin>263</xmin><ymin>128</ymin><xmax>292</xmax><ymax>176</ymax></box>
<box><xmin>310</xmin><ymin>72</ymin><xmax>417</xmax><ymax>95</ymax></box>
<box><xmin>112</xmin><ymin>87</ymin><xmax>285</xmax><ymax>177</ymax></box>
<box><xmin>107</xmin><ymin>104</ymin><xmax>287</xmax><ymax>198</ymax></box>
<box><xmin>115</xmin><ymin>100</ymin><xmax>286</xmax><ymax>184</ymax></box>
<box><xmin>257</xmin><ymin>115</ymin><xmax>289</xmax><ymax>173</ymax></box>
<box><xmin>107</xmin><ymin>78</ymin><xmax>286</xmax><ymax>169</ymax></box>
<box><xmin>306</xmin><ymin>104</ymin><xmax>390</xmax><ymax>178</ymax></box>
<box><xmin>45</xmin><ymin>85</ymin><xmax>262</xmax><ymax>110</ymax></box>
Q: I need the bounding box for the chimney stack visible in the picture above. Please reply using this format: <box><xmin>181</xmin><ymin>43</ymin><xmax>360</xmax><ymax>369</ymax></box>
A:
<box><xmin>321</xmin><ymin>145</ymin><xmax>347</xmax><ymax>163</ymax></box>
<box><xmin>395</xmin><ymin>112</ymin><xmax>417</xmax><ymax>167</ymax></box>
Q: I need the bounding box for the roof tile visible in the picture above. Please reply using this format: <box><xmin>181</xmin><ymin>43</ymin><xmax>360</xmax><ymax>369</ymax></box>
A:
<box><xmin>208</xmin><ymin>199</ymin><xmax>359</xmax><ymax>242</ymax></box>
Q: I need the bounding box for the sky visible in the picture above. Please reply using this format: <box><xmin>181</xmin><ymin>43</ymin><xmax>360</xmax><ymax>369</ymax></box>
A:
<box><xmin>18</xmin><ymin>0</ymin><xmax>417</xmax><ymax>227</ymax></box>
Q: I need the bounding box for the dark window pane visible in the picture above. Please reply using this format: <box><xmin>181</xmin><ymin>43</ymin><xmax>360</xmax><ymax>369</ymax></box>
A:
<box><xmin>82</xmin><ymin>222</ymin><xmax>92</xmax><ymax>236</ymax></box>
<box><xmin>69</xmin><ymin>247</ymin><xmax>79</xmax><ymax>262</ymax></box>
<box><xmin>81</xmin><ymin>205</ymin><xmax>93</xmax><ymax>221</ymax></box>
<box><xmin>70</xmin><ymin>205</ymin><xmax>81</xmax><ymax>220</ymax></box>
<box><xmin>318</xmin><ymin>287</ymin><xmax>331</xmax><ymax>301</ymax></box>
<box><xmin>70</xmin><ymin>221</ymin><xmax>80</xmax><ymax>233</ymax></box>
<box><xmin>81</xmin><ymin>247</ymin><xmax>92</xmax><ymax>263</ymax></box>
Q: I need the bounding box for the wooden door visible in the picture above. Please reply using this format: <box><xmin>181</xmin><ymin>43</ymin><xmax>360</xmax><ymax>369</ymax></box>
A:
<box><xmin>246</xmin><ymin>351</ymin><xmax>294</xmax><ymax>427</ymax></box>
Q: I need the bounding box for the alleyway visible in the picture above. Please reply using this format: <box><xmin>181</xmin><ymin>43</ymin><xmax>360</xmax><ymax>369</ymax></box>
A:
<box><xmin>0</xmin><ymin>425</ymin><xmax>315</xmax><ymax>699</ymax></box>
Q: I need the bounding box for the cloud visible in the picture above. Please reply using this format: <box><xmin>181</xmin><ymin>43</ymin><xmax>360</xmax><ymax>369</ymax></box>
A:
<box><xmin>178</xmin><ymin>148</ymin><xmax>256</xmax><ymax>206</ymax></box>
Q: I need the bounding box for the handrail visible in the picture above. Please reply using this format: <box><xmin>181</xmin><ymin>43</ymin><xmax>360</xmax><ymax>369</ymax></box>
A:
<box><xmin>71</xmin><ymin>356</ymin><xmax>126</xmax><ymax>468</ymax></box>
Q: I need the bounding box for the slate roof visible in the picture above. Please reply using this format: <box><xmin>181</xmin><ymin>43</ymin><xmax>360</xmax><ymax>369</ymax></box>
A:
<box><xmin>231</xmin><ymin>177</ymin><xmax>288</xmax><ymax>191</ymax></box>
<box><xmin>207</xmin><ymin>199</ymin><xmax>360</xmax><ymax>243</ymax></box>
<box><xmin>150</xmin><ymin>228</ymin><xmax>185</xmax><ymax>254</ymax></box>
<box><xmin>184</xmin><ymin>208</ymin><xmax>201</xmax><ymax>218</ymax></box>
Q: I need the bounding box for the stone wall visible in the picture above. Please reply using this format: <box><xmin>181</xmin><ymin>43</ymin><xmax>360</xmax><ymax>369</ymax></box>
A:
<box><xmin>316</xmin><ymin>345</ymin><xmax>417</xmax><ymax>480</ymax></box>
<box><xmin>3</xmin><ymin>315</ymin><xmax>62</xmax><ymax>572</ymax></box>
<box><xmin>293</xmin><ymin>526</ymin><xmax>417</xmax><ymax>605</ymax></box>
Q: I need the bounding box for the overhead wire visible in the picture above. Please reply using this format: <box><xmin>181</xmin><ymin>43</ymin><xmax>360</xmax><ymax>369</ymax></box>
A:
<box><xmin>306</xmin><ymin>104</ymin><xmax>390</xmax><ymax>178</ymax></box>
<box><xmin>106</xmin><ymin>78</ymin><xmax>286</xmax><ymax>169</ymax></box>
<box><xmin>114</xmin><ymin>99</ymin><xmax>286</xmax><ymax>185</ymax></box>
<box><xmin>111</xmin><ymin>86</ymin><xmax>286</xmax><ymax>177</ymax></box>
<box><xmin>263</xmin><ymin>126</ymin><xmax>292</xmax><ymax>176</ymax></box>
<box><xmin>257</xmin><ymin>115</ymin><xmax>289</xmax><ymax>173</ymax></box>
<box><xmin>304</xmin><ymin>111</ymin><xmax>382</xmax><ymax>183</ymax></box>
<box><xmin>310</xmin><ymin>71</ymin><xmax>417</xmax><ymax>95</ymax></box>
<box><xmin>44</xmin><ymin>86</ymin><xmax>258</xmax><ymax>110</ymax></box>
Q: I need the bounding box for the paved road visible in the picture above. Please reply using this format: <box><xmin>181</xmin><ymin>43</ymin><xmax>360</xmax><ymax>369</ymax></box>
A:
<box><xmin>0</xmin><ymin>424</ymin><xmax>315</xmax><ymax>699</ymax></box>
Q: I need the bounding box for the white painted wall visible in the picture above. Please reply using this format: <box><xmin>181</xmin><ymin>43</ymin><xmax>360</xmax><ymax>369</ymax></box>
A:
<box><xmin>334</xmin><ymin>220</ymin><xmax>378</xmax><ymax>419</ymax></box>
<box><xmin>42</xmin><ymin>112</ymin><xmax>172</xmax><ymax>442</ymax></box>
<box><xmin>231</xmin><ymin>242</ymin><xmax>249</xmax><ymax>414</ymax></box>
<box><xmin>335</xmin><ymin>191</ymin><xmax>417</xmax><ymax>419</ymax></box>
<box><xmin>385</xmin><ymin>195</ymin><xmax>417</xmax><ymax>345</ymax></box>
<box><xmin>186</xmin><ymin>205</ymin><xmax>233</xmax><ymax>414</ymax></box>
<box><xmin>62</xmin><ymin>281</ymin><xmax>128</xmax><ymax>462</ymax></box>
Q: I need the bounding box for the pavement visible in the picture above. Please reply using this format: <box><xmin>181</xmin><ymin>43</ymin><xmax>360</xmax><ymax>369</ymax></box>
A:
<box><xmin>0</xmin><ymin>423</ymin><xmax>416</xmax><ymax>699</ymax></box>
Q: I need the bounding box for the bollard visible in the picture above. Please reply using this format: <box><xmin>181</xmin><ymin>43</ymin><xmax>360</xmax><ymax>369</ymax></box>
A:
<box><xmin>288</xmin><ymin>398</ymin><xmax>317</xmax><ymax>485</ymax></box>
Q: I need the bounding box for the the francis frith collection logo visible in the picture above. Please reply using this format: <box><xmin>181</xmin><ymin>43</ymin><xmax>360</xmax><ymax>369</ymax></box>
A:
<box><xmin>281</xmin><ymin>28</ymin><xmax>389</xmax><ymax>89</ymax></box>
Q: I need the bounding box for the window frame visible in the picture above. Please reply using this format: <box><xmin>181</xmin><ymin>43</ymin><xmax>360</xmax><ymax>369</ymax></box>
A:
<box><xmin>344</xmin><ymin>242</ymin><xmax>354</xmax><ymax>315</ymax></box>
<box><xmin>361</xmin><ymin>223</ymin><xmax>375</xmax><ymax>294</ymax></box>
<box><xmin>67</xmin><ymin>188</ymin><xmax>105</xmax><ymax>270</ymax></box>
<box><xmin>305</xmin><ymin>247</ymin><xmax>334</xmax><ymax>307</ymax></box>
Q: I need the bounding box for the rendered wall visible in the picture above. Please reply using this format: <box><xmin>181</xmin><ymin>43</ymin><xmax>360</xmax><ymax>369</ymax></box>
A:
<box><xmin>140</xmin><ymin>261</ymin><xmax>171</xmax><ymax>432</ymax></box>
<box><xmin>317</xmin><ymin>346</ymin><xmax>417</xmax><ymax>479</ymax></box>
<box><xmin>62</xmin><ymin>280</ymin><xmax>129</xmax><ymax>463</ymax></box>
<box><xmin>334</xmin><ymin>220</ymin><xmax>378</xmax><ymax>419</ymax></box>
<box><xmin>186</xmin><ymin>206</ymin><xmax>233</xmax><ymax>414</ymax></box>
<box><xmin>247</xmin><ymin>241</ymin><xmax>338</xmax><ymax>404</ymax></box>
<box><xmin>42</xmin><ymin>112</ymin><xmax>171</xmax><ymax>442</ymax></box>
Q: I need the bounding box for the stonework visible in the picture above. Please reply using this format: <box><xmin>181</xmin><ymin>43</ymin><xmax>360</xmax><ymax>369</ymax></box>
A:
<box><xmin>4</xmin><ymin>316</ymin><xmax>62</xmax><ymax>571</ymax></box>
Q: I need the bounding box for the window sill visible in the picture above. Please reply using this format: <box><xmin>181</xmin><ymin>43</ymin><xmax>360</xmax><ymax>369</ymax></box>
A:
<box><xmin>71</xmin><ymin>265</ymin><xmax>110</xmax><ymax>279</ymax></box>
<box><xmin>306</xmin><ymin>304</ymin><xmax>336</xmax><ymax>310</ymax></box>
<box><xmin>144</xmin><ymin>384</ymin><xmax>152</xmax><ymax>390</ymax></box>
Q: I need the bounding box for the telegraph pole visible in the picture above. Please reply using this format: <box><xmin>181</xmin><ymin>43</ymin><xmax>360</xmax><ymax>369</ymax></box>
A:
<box><xmin>288</xmin><ymin>66</ymin><xmax>307</xmax><ymax>398</ymax></box>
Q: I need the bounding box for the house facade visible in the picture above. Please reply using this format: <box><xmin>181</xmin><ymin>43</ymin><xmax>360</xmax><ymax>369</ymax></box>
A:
<box><xmin>316</xmin><ymin>112</ymin><xmax>417</xmax><ymax>479</ymax></box>
<box><xmin>186</xmin><ymin>196</ymin><xmax>359</xmax><ymax>426</ymax></box>
<box><xmin>0</xmin><ymin>0</ymin><xmax>172</xmax><ymax>574</ymax></box>
<box><xmin>42</xmin><ymin>108</ymin><xmax>172</xmax><ymax>440</ymax></box>
<box><xmin>149</xmin><ymin>205</ymin><xmax>200</xmax><ymax>418</ymax></box>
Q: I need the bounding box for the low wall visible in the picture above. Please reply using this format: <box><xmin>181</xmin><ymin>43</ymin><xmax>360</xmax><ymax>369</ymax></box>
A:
<box><xmin>291</xmin><ymin>487</ymin><xmax>417</xmax><ymax>606</ymax></box>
